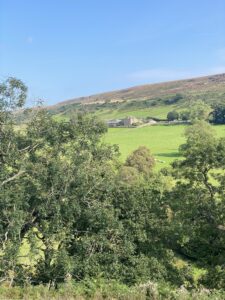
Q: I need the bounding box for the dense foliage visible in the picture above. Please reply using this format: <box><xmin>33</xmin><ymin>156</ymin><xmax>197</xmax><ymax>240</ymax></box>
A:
<box><xmin>0</xmin><ymin>78</ymin><xmax>225</xmax><ymax>298</ymax></box>
<box><xmin>211</xmin><ymin>103</ymin><xmax>225</xmax><ymax>124</ymax></box>
<box><xmin>166</xmin><ymin>111</ymin><xmax>179</xmax><ymax>121</ymax></box>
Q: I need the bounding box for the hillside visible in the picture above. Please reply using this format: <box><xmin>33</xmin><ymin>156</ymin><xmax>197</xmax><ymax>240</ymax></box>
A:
<box><xmin>19</xmin><ymin>73</ymin><xmax>225</xmax><ymax>122</ymax></box>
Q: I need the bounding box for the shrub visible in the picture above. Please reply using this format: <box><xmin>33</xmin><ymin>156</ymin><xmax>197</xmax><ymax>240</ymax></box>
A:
<box><xmin>167</xmin><ymin>111</ymin><xmax>179</xmax><ymax>121</ymax></box>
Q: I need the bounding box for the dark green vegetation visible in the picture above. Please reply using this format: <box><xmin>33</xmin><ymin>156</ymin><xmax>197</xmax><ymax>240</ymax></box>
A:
<box><xmin>167</xmin><ymin>110</ymin><xmax>179</xmax><ymax>121</ymax></box>
<box><xmin>1</xmin><ymin>78</ymin><xmax>225</xmax><ymax>299</ymax></box>
<box><xmin>211</xmin><ymin>102</ymin><xmax>225</xmax><ymax>124</ymax></box>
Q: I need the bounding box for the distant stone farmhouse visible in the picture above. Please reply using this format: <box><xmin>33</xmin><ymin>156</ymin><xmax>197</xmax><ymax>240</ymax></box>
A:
<box><xmin>107</xmin><ymin>116</ymin><xmax>140</xmax><ymax>127</ymax></box>
<box><xmin>107</xmin><ymin>116</ymin><xmax>158</xmax><ymax>127</ymax></box>
<box><xmin>123</xmin><ymin>116</ymin><xmax>139</xmax><ymax>126</ymax></box>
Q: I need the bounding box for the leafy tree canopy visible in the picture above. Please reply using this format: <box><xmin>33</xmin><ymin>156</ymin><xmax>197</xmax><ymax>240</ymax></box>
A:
<box><xmin>167</xmin><ymin>111</ymin><xmax>179</xmax><ymax>121</ymax></box>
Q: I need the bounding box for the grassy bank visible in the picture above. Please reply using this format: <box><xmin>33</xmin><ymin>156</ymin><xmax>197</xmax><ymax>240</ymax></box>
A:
<box><xmin>1</xmin><ymin>280</ymin><xmax>225</xmax><ymax>300</ymax></box>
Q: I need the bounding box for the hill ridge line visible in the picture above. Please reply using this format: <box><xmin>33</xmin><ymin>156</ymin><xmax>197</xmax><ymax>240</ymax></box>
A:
<box><xmin>47</xmin><ymin>72</ymin><xmax>225</xmax><ymax>109</ymax></box>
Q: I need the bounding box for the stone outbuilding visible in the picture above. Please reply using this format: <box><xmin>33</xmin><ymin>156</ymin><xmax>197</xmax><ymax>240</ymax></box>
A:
<box><xmin>123</xmin><ymin>116</ymin><xmax>140</xmax><ymax>126</ymax></box>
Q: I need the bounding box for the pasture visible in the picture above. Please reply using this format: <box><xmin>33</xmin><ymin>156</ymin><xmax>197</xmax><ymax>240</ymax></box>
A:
<box><xmin>104</xmin><ymin>124</ymin><xmax>225</xmax><ymax>167</ymax></box>
<box><xmin>94</xmin><ymin>105</ymin><xmax>175</xmax><ymax>120</ymax></box>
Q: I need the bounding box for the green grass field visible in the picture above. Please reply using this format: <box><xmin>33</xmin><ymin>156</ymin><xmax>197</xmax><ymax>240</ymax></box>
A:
<box><xmin>104</xmin><ymin>124</ymin><xmax>225</xmax><ymax>168</ymax></box>
<box><xmin>52</xmin><ymin>105</ymin><xmax>178</xmax><ymax>122</ymax></box>
<box><xmin>94</xmin><ymin>105</ymin><xmax>176</xmax><ymax>120</ymax></box>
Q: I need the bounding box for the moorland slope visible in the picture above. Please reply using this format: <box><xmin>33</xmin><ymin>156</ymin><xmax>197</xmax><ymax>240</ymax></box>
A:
<box><xmin>46</xmin><ymin>73</ymin><xmax>225</xmax><ymax>121</ymax></box>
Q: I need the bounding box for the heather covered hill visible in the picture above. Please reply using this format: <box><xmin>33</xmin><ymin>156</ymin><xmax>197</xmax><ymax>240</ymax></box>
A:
<box><xmin>53</xmin><ymin>73</ymin><xmax>225</xmax><ymax>105</ymax></box>
<box><xmin>45</xmin><ymin>73</ymin><xmax>225</xmax><ymax>121</ymax></box>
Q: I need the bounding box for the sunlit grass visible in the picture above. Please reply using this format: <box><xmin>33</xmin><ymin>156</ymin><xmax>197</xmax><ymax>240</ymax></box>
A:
<box><xmin>104</xmin><ymin>124</ymin><xmax>225</xmax><ymax>168</ymax></box>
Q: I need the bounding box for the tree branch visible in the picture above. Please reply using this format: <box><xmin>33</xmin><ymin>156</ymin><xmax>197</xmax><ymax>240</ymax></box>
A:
<box><xmin>1</xmin><ymin>170</ymin><xmax>25</xmax><ymax>187</ymax></box>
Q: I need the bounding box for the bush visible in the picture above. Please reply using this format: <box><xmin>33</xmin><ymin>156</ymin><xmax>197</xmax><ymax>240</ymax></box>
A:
<box><xmin>125</xmin><ymin>146</ymin><xmax>155</xmax><ymax>175</ymax></box>
<box><xmin>167</xmin><ymin>111</ymin><xmax>179</xmax><ymax>121</ymax></box>
<box><xmin>180</xmin><ymin>110</ymin><xmax>190</xmax><ymax>121</ymax></box>
<box><xmin>164</xmin><ymin>94</ymin><xmax>183</xmax><ymax>105</ymax></box>
<box><xmin>201</xmin><ymin>266</ymin><xmax>225</xmax><ymax>289</ymax></box>
<box><xmin>210</xmin><ymin>104</ymin><xmax>225</xmax><ymax>124</ymax></box>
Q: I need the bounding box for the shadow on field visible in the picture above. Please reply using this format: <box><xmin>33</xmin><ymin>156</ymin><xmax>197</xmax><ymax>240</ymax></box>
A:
<box><xmin>156</xmin><ymin>152</ymin><xmax>180</xmax><ymax>158</ymax></box>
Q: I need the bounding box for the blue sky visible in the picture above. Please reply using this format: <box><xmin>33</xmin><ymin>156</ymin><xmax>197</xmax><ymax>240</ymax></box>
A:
<box><xmin>1</xmin><ymin>0</ymin><xmax>225</xmax><ymax>105</ymax></box>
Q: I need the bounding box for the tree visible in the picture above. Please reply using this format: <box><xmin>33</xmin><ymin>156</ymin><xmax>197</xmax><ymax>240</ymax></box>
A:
<box><xmin>0</xmin><ymin>78</ymin><xmax>29</xmax><ymax>284</ymax></box>
<box><xmin>117</xmin><ymin>166</ymin><xmax>141</xmax><ymax>185</ymax></box>
<box><xmin>164</xmin><ymin>93</ymin><xmax>183</xmax><ymax>105</ymax></box>
<box><xmin>188</xmin><ymin>100</ymin><xmax>211</xmax><ymax>122</ymax></box>
<box><xmin>125</xmin><ymin>146</ymin><xmax>155</xmax><ymax>176</ymax></box>
<box><xmin>0</xmin><ymin>77</ymin><xmax>120</xmax><ymax>285</ymax></box>
<box><xmin>210</xmin><ymin>103</ymin><xmax>225</xmax><ymax>124</ymax></box>
<box><xmin>180</xmin><ymin>110</ymin><xmax>190</xmax><ymax>121</ymax></box>
<box><xmin>167</xmin><ymin>111</ymin><xmax>179</xmax><ymax>121</ymax></box>
<box><xmin>0</xmin><ymin>77</ymin><xmax>27</xmax><ymax>112</ymax></box>
<box><xmin>167</xmin><ymin>121</ymin><xmax>225</xmax><ymax>278</ymax></box>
